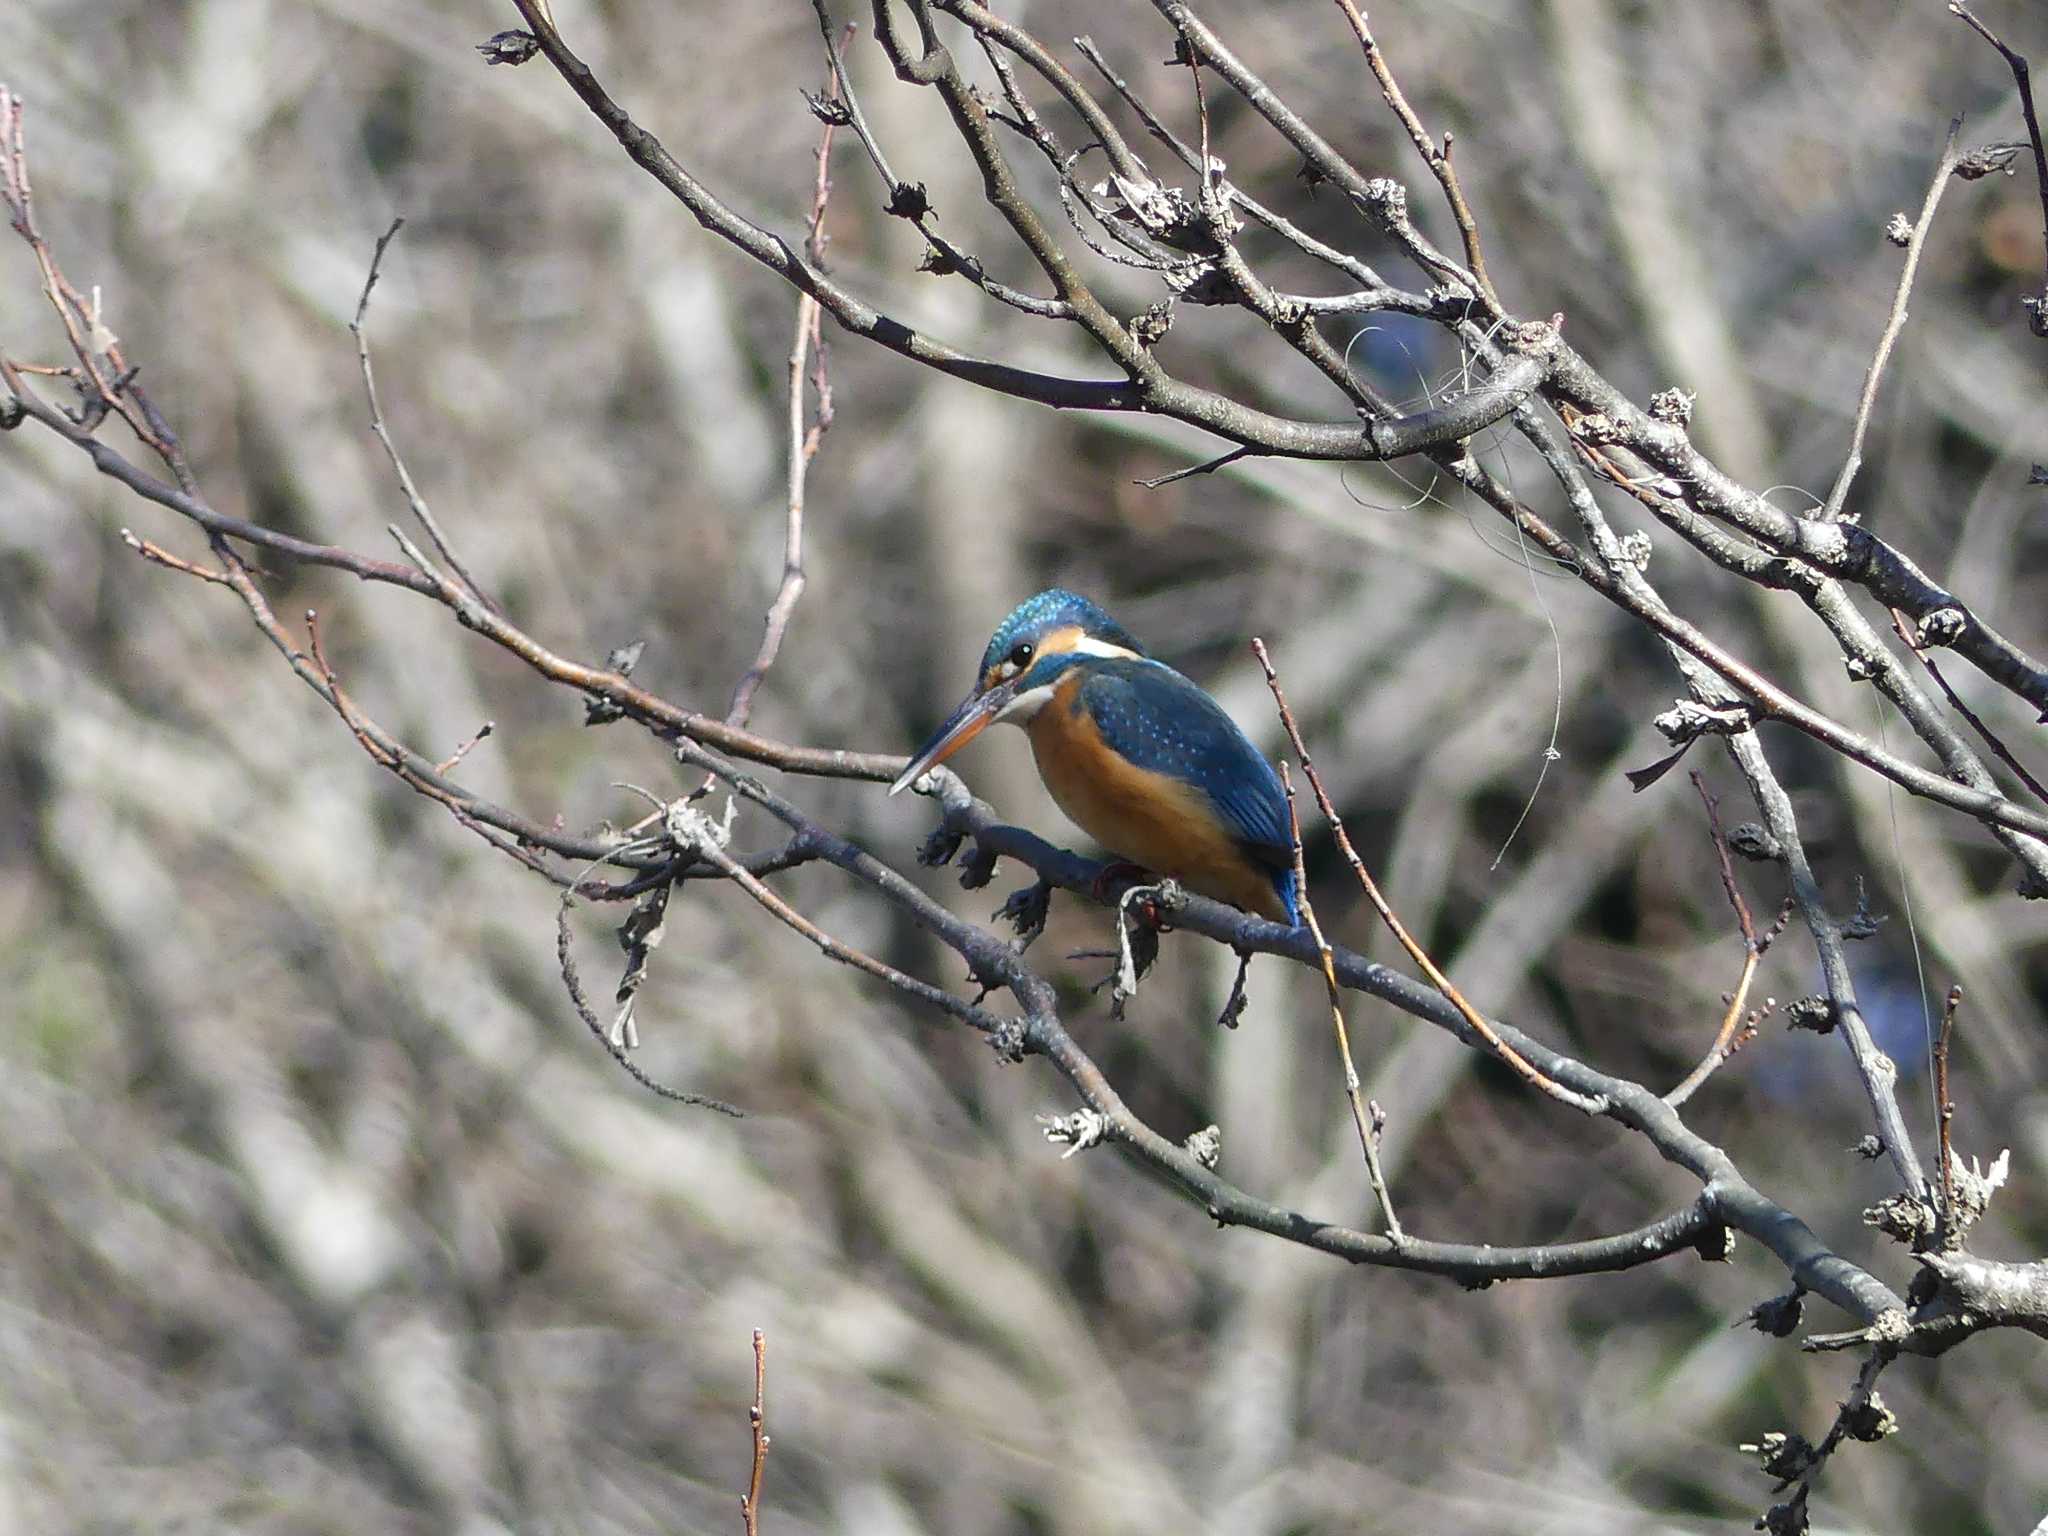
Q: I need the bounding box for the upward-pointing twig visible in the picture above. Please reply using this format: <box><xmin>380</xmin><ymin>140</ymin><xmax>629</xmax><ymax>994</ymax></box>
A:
<box><xmin>739</xmin><ymin>1328</ymin><xmax>769</xmax><ymax>1536</ymax></box>
<box><xmin>1252</xmin><ymin>639</ymin><xmax>1605</xmax><ymax>1115</ymax></box>
<box><xmin>1820</xmin><ymin>119</ymin><xmax>1963</xmax><ymax>521</ymax></box>
<box><xmin>1326</xmin><ymin>0</ymin><xmax>1503</xmax><ymax>315</ymax></box>
<box><xmin>351</xmin><ymin>218</ymin><xmax>500</xmax><ymax>613</ymax></box>
<box><xmin>1935</xmin><ymin>985</ymin><xmax>1962</xmax><ymax>1229</ymax></box>
<box><xmin>1952</xmin><ymin>2</ymin><xmax>2048</xmax><ymax>336</ymax></box>
<box><xmin>1279</xmin><ymin>761</ymin><xmax>1404</xmax><ymax>1241</ymax></box>
<box><xmin>725</xmin><ymin>39</ymin><xmax>842</xmax><ymax>730</ymax></box>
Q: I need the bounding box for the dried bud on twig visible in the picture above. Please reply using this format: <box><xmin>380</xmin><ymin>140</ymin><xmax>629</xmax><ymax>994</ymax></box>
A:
<box><xmin>885</xmin><ymin>181</ymin><xmax>932</xmax><ymax>220</ymax></box>
<box><xmin>1359</xmin><ymin>177</ymin><xmax>1407</xmax><ymax>219</ymax></box>
<box><xmin>1648</xmin><ymin>386</ymin><xmax>1696</xmax><ymax>424</ymax></box>
<box><xmin>1841</xmin><ymin>880</ymin><xmax>1885</xmax><ymax>939</ymax></box>
<box><xmin>1740</xmin><ymin>1429</ymin><xmax>1817</xmax><ymax>1483</ymax></box>
<box><xmin>1784</xmin><ymin>995</ymin><xmax>1835</xmax><ymax>1033</ymax></box>
<box><xmin>1864</xmin><ymin>1191</ymin><xmax>1938</xmax><ymax>1246</ymax></box>
<box><xmin>801</xmin><ymin>89</ymin><xmax>853</xmax><ymax>126</ymax></box>
<box><xmin>1725</xmin><ymin>822</ymin><xmax>1783</xmax><ymax>862</ymax></box>
<box><xmin>476</xmin><ymin>29</ymin><xmax>541</xmax><ymax>65</ymax></box>
<box><xmin>1741</xmin><ymin>1286</ymin><xmax>1806</xmax><ymax>1337</ymax></box>
<box><xmin>1130</xmin><ymin>299</ymin><xmax>1174</xmax><ymax>348</ymax></box>
<box><xmin>1915</xmin><ymin>607</ymin><xmax>1966</xmax><ymax>648</ymax></box>
<box><xmin>1654</xmin><ymin>699</ymin><xmax>1753</xmax><ymax>746</ymax></box>
<box><xmin>1039</xmin><ymin>1107</ymin><xmax>1112</xmax><ymax>1159</ymax></box>
<box><xmin>1840</xmin><ymin>1391</ymin><xmax>1898</xmax><ymax>1443</ymax></box>
<box><xmin>1953</xmin><ymin>141</ymin><xmax>2023</xmax><ymax>179</ymax></box>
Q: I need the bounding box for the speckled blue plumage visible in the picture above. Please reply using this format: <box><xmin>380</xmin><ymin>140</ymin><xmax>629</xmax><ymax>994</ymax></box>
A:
<box><xmin>972</xmin><ymin>588</ymin><xmax>1300</xmax><ymax>926</ymax></box>
<box><xmin>1067</xmin><ymin>659</ymin><xmax>1299</xmax><ymax>926</ymax></box>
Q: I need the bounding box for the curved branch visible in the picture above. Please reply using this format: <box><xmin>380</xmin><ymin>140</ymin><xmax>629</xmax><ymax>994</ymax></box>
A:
<box><xmin>499</xmin><ymin>0</ymin><xmax>1533</xmax><ymax>463</ymax></box>
<box><xmin>919</xmin><ymin>778</ymin><xmax>1905</xmax><ymax>1323</ymax></box>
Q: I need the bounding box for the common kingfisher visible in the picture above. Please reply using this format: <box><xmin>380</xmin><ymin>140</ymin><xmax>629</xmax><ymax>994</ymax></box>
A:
<box><xmin>889</xmin><ymin>589</ymin><xmax>1301</xmax><ymax>927</ymax></box>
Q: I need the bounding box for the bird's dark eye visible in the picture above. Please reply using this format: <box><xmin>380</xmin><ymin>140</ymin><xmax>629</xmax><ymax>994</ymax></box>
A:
<box><xmin>1008</xmin><ymin>642</ymin><xmax>1033</xmax><ymax>668</ymax></box>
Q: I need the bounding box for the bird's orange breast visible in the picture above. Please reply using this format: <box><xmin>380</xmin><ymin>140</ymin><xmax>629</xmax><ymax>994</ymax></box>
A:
<box><xmin>1026</xmin><ymin>673</ymin><xmax>1290</xmax><ymax>922</ymax></box>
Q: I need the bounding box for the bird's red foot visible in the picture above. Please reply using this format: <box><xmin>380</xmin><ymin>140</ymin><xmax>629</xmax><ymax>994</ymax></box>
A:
<box><xmin>1090</xmin><ymin>860</ymin><xmax>1154</xmax><ymax>908</ymax></box>
<box><xmin>1091</xmin><ymin>862</ymin><xmax>1178</xmax><ymax>931</ymax></box>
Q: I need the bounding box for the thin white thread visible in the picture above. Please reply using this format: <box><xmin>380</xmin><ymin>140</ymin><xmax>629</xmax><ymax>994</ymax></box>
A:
<box><xmin>1329</xmin><ymin>325</ymin><xmax>1568</xmax><ymax>867</ymax></box>
<box><xmin>1874</xmin><ymin>697</ymin><xmax>1939</xmax><ymax>1133</ymax></box>
<box><xmin>1484</xmin><ymin>415</ymin><xmax>1565</xmax><ymax>871</ymax></box>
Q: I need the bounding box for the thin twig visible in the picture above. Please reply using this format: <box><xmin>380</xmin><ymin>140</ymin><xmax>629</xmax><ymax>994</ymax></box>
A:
<box><xmin>1</xmin><ymin>86</ymin><xmax>179</xmax><ymax>469</ymax></box>
<box><xmin>306</xmin><ymin>609</ymin><xmax>399</xmax><ymax>770</ymax></box>
<box><xmin>5</xmin><ymin>348</ymin><xmax>905</xmax><ymax>782</ymax></box>
<box><xmin>972</xmin><ymin>29</ymin><xmax>1187</xmax><ymax>280</ymax></box>
<box><xmin>670</xmin><ymin>751</ymin><xmax>1017</xmax><ymax>1036</ymax></box>
<box><xmin>1182</xmin><ymin>23</ymin><xmax>1215</xmax><ymax>206</ymax></box>
<box><xmin>1746</xmin><ymin>1348</ymin><xmax>1897</xmax><ymax>1530</ymax></box>
<box><xmin>119</xmin><ymin>527</ymin><xmax>230</xmax><ymax>585</ymax></box>
<box><xmin>1692</xmin><ymin>771</ymin><xmax>1757</xmax><ymax>946</ymax></box>
<box><xmin>1665</xmin><ymin>774</ymin><xmax>1773</xmax><ymax>1107</ymax></box>
<box><xmin>1665</xmin><ymin>953</ymin><xmax>1761</xmax><ymax>1110</ymax></box>
<box><xmin>807</xmin><ymin>7</ymin><xmax>1074</xmax><ymax>318</ymax></box>
<box><xmin>554</xmin><ymin>893</ymin><xmax>744</xmax><ymax>1115</ymax></box>
<box><xmin>1252</xmin><ymin>640</ymin><xmax>1605</xmax><ymax>1114</ymax></box>
<box><xmin>1280</xmin><ymin>762</ymin><xmax>1403</xmax><ymax>1241</ymax></box>
<box><xmin>435</xmin><ymin>720</ymin><xmax>495</xmax><ymax>776</ymax></box>
<box><xmin>1952</xmin><ymin>2</ymin><xmax>2048</xmax><ymax>335</ymax></box>
<box><xmin>935</xmin><ymin>0</ymin><xmax>1152</xmax><ymax>186</ymax></box>
<box><xmin>1935</xmin><ymin>985</ymin><xmax>1961</xmax><ymax>1226</ymax></box>
<box><xmin>1887</xmin><ymin>608</ymin><xmax>2048</xmax><ymax>810</ymax></box>
<box><xmin>739</xmin><ymin>1328</ymin><xmax>769</xmax><ymax>1536</ymax></box>
<box><xmin>807</xmin><ymin>8</ymin><xmax>898</xmax><ymax>189</ymax></box>
<box><xmin>350</xmin><ymin>218</ymin><xmax>499</xmax><ymax>611</ymax></box>
<box><xmin>1070</xmin><ymin>35</ymin><xmax>1391</xmax><ymax>291</ymax></box>
<box><xmin>1134</xmin><ymin>445</ymin><xmax>1253</xmax><ymax>488</ymax></box>
<box><xmin>1821</xmin><ymin>119</ymin><xmax>1963</xmax><ymax>520</ymax></box>
<box><xmin>725</xmin><ymin>52</ymin><xmax>841</xmax><ymax>729</ymax></box>
<box><xmin>1326</xmin><ymin>0</ymin><xmax>1502</xmax><ymax>314</ymax></box>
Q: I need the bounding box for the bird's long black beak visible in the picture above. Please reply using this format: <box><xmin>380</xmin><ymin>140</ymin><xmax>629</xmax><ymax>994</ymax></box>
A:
<box><xmin>888</xmin><ymin>682</ymin><xmax>1012</xmax><ymax>795</ymax></box>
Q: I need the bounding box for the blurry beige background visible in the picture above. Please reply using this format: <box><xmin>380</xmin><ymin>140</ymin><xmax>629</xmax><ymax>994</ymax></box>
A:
<box><xmin>3</xmin><ymin>1</ymin><xmax>2047</xmax><ymax>1531</ymax></box>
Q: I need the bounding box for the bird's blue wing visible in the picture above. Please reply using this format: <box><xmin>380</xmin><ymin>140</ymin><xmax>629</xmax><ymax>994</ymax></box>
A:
<box><xmin>1077</xmin><ymin>659</ymin><xmax>1295</xmax><ymax>881</ymax></box>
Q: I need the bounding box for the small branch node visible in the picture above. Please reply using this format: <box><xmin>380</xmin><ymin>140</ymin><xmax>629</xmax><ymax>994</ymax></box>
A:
<box><xmin>1724</xmin><ymin>822</ymin><xmax>1785</xmax><ymax>863</ymax></box>
<box><xmin>1738</xmin><ymin>1284</ymin><xmax>1807</xmax><ymax>1338</ymax></box>
<box><xmin>476</xmin><ymin>29</ymin><xmax>541</xmax><ymax>66</ymax></box>
<box><xmin>1785</xmin><ymin>995</ymin><xmax>1836</xmax><ymax>1034</ymax></box>
<box><xmin>1038</xmin><ymin>1107</ymin><xmax>1113</xmax><ymax>1158</ymax></box>
<box><xmin>1647</xmin><ymin>386</ymin><xmax>1696</xmax><ymax>425</ymax></box>
<box><xmin>1841</xmin><ymin>879</ymin><xmax>1885</xmax><ymax>940</ymax></box>
<box><xmin>1654</xmin><ymin>699</ymin><xmax>1754</xmax><ymax>746</ymax></box>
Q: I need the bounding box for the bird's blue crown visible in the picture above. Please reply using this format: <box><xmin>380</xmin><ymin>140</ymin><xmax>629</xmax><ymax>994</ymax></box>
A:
<box><xmin>978</xmin><ymin>588</ymin><xmax>1145</xmax><ymax>679</ymax></box>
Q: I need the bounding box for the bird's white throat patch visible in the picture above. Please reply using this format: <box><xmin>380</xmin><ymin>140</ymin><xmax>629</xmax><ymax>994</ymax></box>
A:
<box><xmin>994</xmin><ymin>682</ymin><xmax>1059</xmax><ymax>724</ymax></box>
